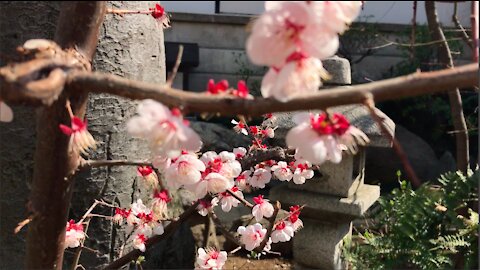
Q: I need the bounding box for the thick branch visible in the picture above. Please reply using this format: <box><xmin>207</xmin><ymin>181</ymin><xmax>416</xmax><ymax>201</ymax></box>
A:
<box><xmin>25</xmin><ymin>2</ymin><xmax>106</xmax><ymax>269</ymax></box>
<box><xmin>426</xmin><ymin>1</ymin><xmax>469</xmax><ymax>173</ymax></box>
<box><xmin>63</xmin><ymin>64</ymin><xmax>478</xmax><ymax>116</ymax></box>
<box><xmin>240</xmin><ymin>147</ymin><xmax>294</xmax><ymax>170</ymax></box>
<box><xmin>105</xmin><ymin>201</ymin><xmax>199</xmax><ymax>269</ymax></box>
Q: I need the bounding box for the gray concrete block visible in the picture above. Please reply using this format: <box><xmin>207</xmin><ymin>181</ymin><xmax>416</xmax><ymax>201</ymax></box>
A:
<box><xmin>269</xmin><ymin>184</ymin><xmax>380</xmax><ymax>220</ymax></box>
<box><xmin>293</xmin><ymin>219</ymin><xmax>351</xmax><ymax>269</ymax></box>
<box><xmin>288</xmin><ymin>152</ymin><xmax>366</xmax><ymax>197</ymax></box>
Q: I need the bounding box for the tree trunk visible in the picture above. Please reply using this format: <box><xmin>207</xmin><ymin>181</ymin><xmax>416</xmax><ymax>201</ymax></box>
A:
<box><xmin>425</xmin><ymin>1</ymin><xmax>469</xmax><ymax>173</ymax></box>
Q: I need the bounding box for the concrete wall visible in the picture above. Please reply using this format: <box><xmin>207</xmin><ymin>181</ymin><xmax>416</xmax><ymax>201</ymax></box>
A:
<box><xmin>164</xmin><ymin>12</ymin><xmax>473</xmax><ymax>91</ymax></box>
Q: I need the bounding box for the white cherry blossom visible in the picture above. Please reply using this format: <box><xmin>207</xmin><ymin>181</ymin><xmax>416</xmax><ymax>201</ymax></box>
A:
<box><xmin>237</xmin><ymin>223</ymin><xmax>267</xmax><ymax>251</ymax></box>
<box><xmin>252</xmin><ymin>195</ymin><xmax>275</xmax><ymax>221</ymax></box>
<box><xmin>196</xmin><ymin>247</ymin><xmax>228</xmax><ymax>270</ymax></box>
<box><xmin>247</xmin><ymin>168</ymin><xmax>272</xmax><ymax>189</ymax></box>
<box><xmin>271</xmin><ymin>221</ymin><xmax>295</xmax><ymax>243</ymax></box>
<box><xmin>271</xmin><ymin>161</ymin><xmax>293</xmax><ymax>181</ymax></box>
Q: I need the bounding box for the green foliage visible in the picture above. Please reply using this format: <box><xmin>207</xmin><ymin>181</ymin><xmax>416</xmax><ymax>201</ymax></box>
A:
<box><xmin>343</xmin><ymin>170</ymin><xmax>479</xmax><ymax>270</ymax></box>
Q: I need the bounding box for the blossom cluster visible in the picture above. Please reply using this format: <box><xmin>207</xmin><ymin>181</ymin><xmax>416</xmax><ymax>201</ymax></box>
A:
<box><xmin>247</xmin><ymin>1</ymin><xmax>362</xmax><ymax>102</ymax></box>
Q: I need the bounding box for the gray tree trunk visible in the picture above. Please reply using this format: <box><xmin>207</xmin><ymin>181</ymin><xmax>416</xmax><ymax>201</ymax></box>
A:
<box><xmin>1</xmin><ymin>2</ymin><xmax>194</xmax><ymax>269</ymax></box>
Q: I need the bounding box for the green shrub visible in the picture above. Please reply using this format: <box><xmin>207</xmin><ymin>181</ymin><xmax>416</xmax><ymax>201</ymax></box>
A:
<box><xmin>344</xmin><ymin>169</ymin><xmax>479</xmax><ymax>269</ymax></box>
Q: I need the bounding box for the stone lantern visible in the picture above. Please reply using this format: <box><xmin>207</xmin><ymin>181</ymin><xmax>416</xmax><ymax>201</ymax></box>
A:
<box><xmin>269</xmin><ymin>57</ymin><xmax>395</xmax><ymax>269</ymax></box>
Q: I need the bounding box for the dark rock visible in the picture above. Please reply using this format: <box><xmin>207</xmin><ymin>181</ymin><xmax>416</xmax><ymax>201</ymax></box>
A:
<box><xmin>365</xmin><ymin>125</ymin><xmax>441</xmax><ymax>190</ymax></box>
<box><xmin>190</xmin><ymin>121</ymin><xmax>251</xmax><ymax>152</ymax></box>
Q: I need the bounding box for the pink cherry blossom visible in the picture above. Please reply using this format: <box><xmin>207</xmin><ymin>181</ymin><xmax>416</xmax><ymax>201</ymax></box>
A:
<box><xmin>197</xmin><ymin>199</ymin><xmax>217</xmax><ymax>216</ymax></box>
<box><xmin>287</xmin><ymin>205</ymin><xmax>304</xmax><ymax>231</ymax></box>
<box><xmin>247</xmin><ymin>168</ymin><xmax>272</xmax><ymax>189</ymax></box>
<box><xmin>0</xmin><ymin>101</ymin><xmax>13</xmax><ymax>122</ymax></box>
<box><xmin>127</xmin><ymin>99</ymin><xmax>202</xmax><ymax>157</ymax></box>
<box><xmin>200</xmin><ymin>151</ymin><xmax>242</xmax><ymax>180</ymax></box>
<box><xmin>247</xmin><ymin>1</ymin><xmax>338</xmax><ymax>67</ymax></box>
<box><xmin>165</xmin><ymin>153</ymin><xmax>206</xmax><ymax>187</ymax></box>
<box><xmin>231</xmin><ymin>80</ymin><xmax>253</xmax><ymax>99</ymax></box>
<box><xmin>64</xmin><ymin>220</ymin><xmax>85</xmax><ymax>249</ymax></box>
<box><xmin>237</xmin><ymin>223</ymin><xmax>267</xmax><ymax>251</ymax></box>
<box><xmin>271</xmin><ymin>221</ymin><xmax>295</xmax><ymax>243</ymax></box>
<box><xmin>235</xmin><ymin>170</ymin><xmax>251</xmax><ymax>191</ymax></box>
<box><xmin>133</xmin><ymin>233</ymin><xmax>147</xmax><ymax>252</ymax></box>
<box><xmin>286</xmin><ymin>112</ymin><xmax>350</xmax><ymax>165</ymax></box>
<box><xmin>310</xmin><ymin>1</ymin><xmax>362</xmax><ymax>34</ymax></box>
<box><xmin>59</xmin><ymin>115</ymin><xmax>96</xmax><ymax>155</ymax></box>
<box><xmin>113</xmin><ymin>208</ymin><xmax>130</xmax><ymax>225</ymax></box>
<box><xmin>196</xmin><ymin>247</ymin><xmax>228</xmax><ymax>270</ymax></box>
<box><xmin>271</xmin><ymin>161</ymin><xmax>293</xmax><ymax>181</ymax></box>
<box><xmin>261</xmin><ymin>53</ymin><xmax>327</xmax><ymax>102</ymax></box>
<box><xmin>150</xmin><ymin>3</ymin><xmax>170</xmax><ymax>29</ymax></box>
<box><xmin>231</xmin><ymin>119</ymin><xmax>248</xmax><ymax>135</ymax></box>
<box><xmin>213</xmin><ymin>186</ymin><xmax>244</xmax><ymax>212</ymax></box>
<box><xmin>233</xmin><ymin>147</ymin><xmax>247</xmax><ymax>159</ymax></box>
<box><xmin>252</xmin><ymin>195</ymin><xmax>274</xmax><ymax>221</ymax></box>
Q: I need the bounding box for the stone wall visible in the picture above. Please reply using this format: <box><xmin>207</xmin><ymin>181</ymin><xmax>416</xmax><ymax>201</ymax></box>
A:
<box><xmin>165</xmin><ymin>12</ymin><xmax>473</xmax><ymax>90</ymax></box>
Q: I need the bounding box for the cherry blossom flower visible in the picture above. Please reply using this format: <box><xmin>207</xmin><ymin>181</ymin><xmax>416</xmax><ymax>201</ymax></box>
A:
<box><xmin>127</xmin><ymin>99</ymin><xmax>202</xmax><ymax>157</ymax></box>
<box><xmin>212</xmin><ymin>186</ymin><xmax>243</xmax><ymax>212</ymax></box>
<box><xmin>59</xmin><ymin>115</ymin><xmax>96</xmax><ymax>155</ymax></box>
<box><xmin>247</xmin><ymin>1</ymin><xmax>338</xmax><ymax>67</ymax></box>
<box><xmin>152</xmin><ymin>189</ymin><xmax>171</xmax><ymax>219</ymax></box>
<box><xmin>200</xmin><ymin>151</ymin><xmax>242</xmax><ymax>180</ymax></box>
<box><xmin>133</xmin><ymin>233</ymin><xmax>147</xmax><ymax>252</ymax></box>
<box><xmin>271</xmin><ymin>161</ymin><xmax>293</xmax><ymax>181</ymax></box>
<box><xmin>252</xmin><ymin>195</ymin><xmax>274</xmax><ymax>221</ymax></box>
<box><xmin>231</xmin><ymin>119</ymin><xmax>248</xmax><ymax>135</ymax></box>
<box><xmin>292</xmin><ymin>160</ymin><xmax>314</xmax><ymax>184</ymax></box>
<box><xmin>112</xmin><ymin>208</ymin><xmax>130</xmax><ymax>225</ymax></box>
<box><xmin>261</xmin><ymin>127</ymin><xmax>275</xmax><ymax>138</ymax></box>
<box><xmin>189</xmin><ymin>172</ymin><xmax>234</xmax><ymax>199</ymax></box>
<box><xmin>196</xmin><ymin>247</ymin><xmax>228</xmax><ymax>270</ymax></box>
<box><xmin>197</xmin><ymin>199</ymin><xmax>217</xmax><ymax>216</ymax></box>
<box><xmin>235</xmin><ymin>170</ymin><xmax>251</xmax><ymax>191</ymax></box>
<box><xmin>311</xmin><ymin>1</ymin><xmax>362</xmax><ymax>34</ymax></box>
<box><xmin>286</xmin><ymin>112</ymin><xmax>352</xmax><ymax>165</ymax></box>
<box><xmin>150</xmin><ymin>3</ymin><xmax>170</xmax><ymax>29</ymax></box>
<box><xmin>237</xmin><ymin>223</ymin><xmax>267</xmax><ymax>251</ymax></box>
<box><xmin>233</xmin><ymin>147</ymin><xmax>247</xmax><ymax>159</ymax></box>
<box><xmin>271</xmin><ymin>221</ymin><xmax>295</xmax><ymax>243</ymax></box>
<box><xmin>286</xmin><ymin>205</ymin><xmax>304</xmax><ymax>231</ymax></box>
<box><xmin>261</xmin><ymin>52</ymin><xmax>327</xmax><ymax>102</ymax></box>
<box><xmin>247</xmin><ymin>168</ymin><xmax>272</xmax><ymax>189</ymax></box>
<box><xmin>64</xmin><ymin>220</ymin><xmax>85</xmax><ymax>249</ymax></box>
<box><xmin>137</xmin><ymin>166</ymin><xmax>159</xmax><ymax>189</ymax></box>
<box><xmin>0</xmin><ymin>101</ymin><xmax>13</xmax><ymax>122</ymax></box>
<box><xmin>165</xmin><ymin>153</ymin><xmax>206</xmax><ymax>187</ymax></box>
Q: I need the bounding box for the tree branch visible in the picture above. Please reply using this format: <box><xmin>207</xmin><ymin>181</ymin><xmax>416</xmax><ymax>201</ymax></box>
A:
<box><xmin>62</xmin><ymin>64</ymin><xmax>478</xmax><ymax>116</ymax></box>
<box><xmin>104</xmin><ymin>201</ymin><xmax>199</xmax><ymax>269</ymax></box>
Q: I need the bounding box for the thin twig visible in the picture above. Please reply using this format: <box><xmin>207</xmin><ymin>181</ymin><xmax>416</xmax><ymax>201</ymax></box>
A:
<box><xmin>70</xmin><ymin>219</ymin><xmax>91</xmax><ymax>270</ymax></box>
<box><xmin>226</xmin><ymin>190</ymin><xmax>253</xmax><ymax>208</ymax></box>
<box><xmin>472</xmin><ymin>1</ymin><xmax>479</xmax><ymax>63</ymax></box>
<box><xmin>368</xmin><ymin>37</ymin><xmax>466</xmax><ymax>51</ymax></box>
<box><xmin>166</xmin><ymin>45</ymin><xmax>183</xmax><ymax>86</ymax></box>
<box><xmin>363</xmin><ymin>94</ymin><xmax>421</xmax><ymax>188</ymax></box>
<box><xmin>79</xmin><ymin>159</ymin><xmax>152</xmax><ymax>170</ymax></box>
<box><xmin>452</xmin><ymin>2</ymin><xmax>474</xmax><ymax>49</ymax></box>
<box><xmin>14</xmin><ymin>216</ymin><xmax>34</xmax><ymax>234</ymax></box>
<box><xmin>209</xmin><ymin>210</ymin><xmax>243</xmax><ymax>249</ymax></box>
<box><xmin>410</xmin><ymin>1</ymin><xmax>417</xmax><ymax>61</ymax></box>
<box><xmin>106</xmin><ymin>8</ymin><xmax>151</xmax><ymax>15</ymax></box>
